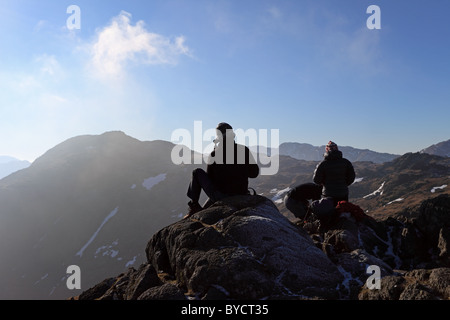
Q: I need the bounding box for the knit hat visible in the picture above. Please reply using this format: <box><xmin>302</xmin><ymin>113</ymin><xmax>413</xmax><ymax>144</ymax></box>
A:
<box><xmin>325</xmin><ymin>141</ymin><xmax>338</xmax><ymax>153</ymax></box>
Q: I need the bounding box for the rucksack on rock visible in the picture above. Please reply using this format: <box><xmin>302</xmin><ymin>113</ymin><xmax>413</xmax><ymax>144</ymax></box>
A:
<box><xmin>335</xmin><ymin>201</ymin><xmax>365</xmax><ymax>221</ymax></box>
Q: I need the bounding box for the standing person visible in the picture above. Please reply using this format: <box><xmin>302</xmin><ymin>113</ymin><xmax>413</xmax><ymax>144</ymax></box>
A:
<box><xmin>185</xmin><ymin>122</ymin><xmax>260</xmax><ymax>218</ymax></box>
<box><xmin>313</xmin><ymin>141</ymin><xmax>355</xmax><ymax>205</ymax></box>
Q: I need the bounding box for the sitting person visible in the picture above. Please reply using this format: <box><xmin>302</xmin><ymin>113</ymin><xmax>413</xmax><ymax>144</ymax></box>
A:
<box><xmin>283</xmin><ymin>182</ymin><xmax>322</xmax><ymax>219</ymax></box>
<box><xmin>313</xmin><ymin>141</ymin><xmax>356</xmax><ymax>205</ymax></box>
<box><xmin>186</xmin><ymin>122</ymin><xmax>260</xmax><ymax>218</ymax></box>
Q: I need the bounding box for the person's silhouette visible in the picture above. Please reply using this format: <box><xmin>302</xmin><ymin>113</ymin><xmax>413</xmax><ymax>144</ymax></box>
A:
<box><xmin>186</xmin><ymin>122</ymin><xmax>259</xmax><ymax>218</ymax></box>
<box><xmin>313</xmin><ymin>141</ymin><xmax>355</xmax><ymax>205</ymax></box>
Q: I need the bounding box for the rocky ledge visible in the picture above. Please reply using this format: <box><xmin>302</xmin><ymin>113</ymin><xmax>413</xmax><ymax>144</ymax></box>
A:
<box><xmin>77</xmin><ymin>194</ymin><xmax>450</xmax><ymax>300</ymax></box>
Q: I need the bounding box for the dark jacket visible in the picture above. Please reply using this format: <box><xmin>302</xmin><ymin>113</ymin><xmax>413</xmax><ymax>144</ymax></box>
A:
<box><xmin>207</xmin><ymin>141</ymin><xmax>259</xmax><ymax>195</ymax></box>
<box><xmin>313</xmin><ymin>150</ymin><xmax>355</xmax><ymax>199</ymax></box>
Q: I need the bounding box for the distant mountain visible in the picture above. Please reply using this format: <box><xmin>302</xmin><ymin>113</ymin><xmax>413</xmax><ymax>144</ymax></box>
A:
<box><xmin>0</xmin><ymin>156</ymin><xmax>30</xmax><ymax>179</ymax></box>
<box><xmin>349</xmin><ymin>152</ymin><xmax>450</xmax><ymax>218</ymax></box>
<box><xmin>420</xmin><ymin>139</ymin><xmax>450</xmax><ymax>157</ymax></box>
<box><xmin>253</xmin><ymin>152</ymin><xmax>450</xmax><ymax>220</ymax></box>
<box><xmin>0</xmin><ymin>131</ymin><xmax>202</xmax><ymax>299</ymax></box>
<box><xmin>278</xmin><ymin>142</ymin><xmax>399</xmax><ymax>164</ymax></box>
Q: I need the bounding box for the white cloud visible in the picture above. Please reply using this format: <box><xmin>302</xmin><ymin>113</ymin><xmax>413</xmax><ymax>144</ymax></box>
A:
<box><xmin>2</xmin><ymin>12</ymin><xmax>183</xmax><ymax>161</ymax></box>
<box><xmin>89</xmin><ymin>11</ymin><xmax>190</xmax><ymax>78</ymax></box>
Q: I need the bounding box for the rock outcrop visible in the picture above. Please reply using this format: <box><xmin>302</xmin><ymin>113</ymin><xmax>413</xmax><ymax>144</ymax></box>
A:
<box><xmin>302</xmin><ymin>194</ymin><xmax>450</xmax><ymax>299</ymax></box>
<box><xmin>359</xmin><ymin>268</ymin><xmax>450</xmax><ymax>300</ymax></box>
<box><xmin>77</xmin><ymin>194</ymin><xmax>450</xmax><ymax>300</ymax></box>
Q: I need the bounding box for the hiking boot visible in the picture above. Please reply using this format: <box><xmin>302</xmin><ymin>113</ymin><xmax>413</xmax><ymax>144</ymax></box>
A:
<box><xmin>184</xmin><ymin>201</ymin><xmax>203</xmax><ymax>219</ymax></box>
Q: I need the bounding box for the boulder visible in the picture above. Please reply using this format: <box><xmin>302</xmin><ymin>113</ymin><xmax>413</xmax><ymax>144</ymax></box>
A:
<box><xmin>302</xmin><ymin>194</ymin><xmax>450</xmax><ymax>299</ymax></box>
<box><xmin>387</xmin><ymin>194</ymin><xmax>450</xmax><ymax>268</ymax></box>
<box><xmin>138</xmin><ymin>283</ymin><xmax>186</xmax><ymax>300</ymax></box>
<box><xmin>145</xmin><ymin>195</ymin><xmax>343</xmax><ymax>299</ymax></box>
<box><xmin>358</xmin><ymin>268</ymin><xmax>450</xmax><ymax>300</ymax></box>
<box><xmin>333</xmin><ymin>249</ymin><xmax>393</xmax><ymax>299</ymax></box>
<box><xmin>79</xmin><ymin>195</ymin><xmax>344</xmax><ymax>300</ymax></box>
<box><xmin>77</xmin><ymin>263</ymin><xmax>163</xmax><ymax>300</ymax></box>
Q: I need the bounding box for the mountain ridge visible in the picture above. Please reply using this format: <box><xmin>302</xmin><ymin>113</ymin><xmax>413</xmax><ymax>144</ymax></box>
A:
<box><xmin>278</xmin><ymin>142</ymin><xmax>400</xmax><ymax>164</ymax></box>
<box><xmin>420</xmin><ymin>139</ymin><xmax>450</xmax><ymax>158</ymax></box>
<box><xmin>0</xmin><ymin>156</ymin><xmax>30</xmax><ymax>179</ymax></box>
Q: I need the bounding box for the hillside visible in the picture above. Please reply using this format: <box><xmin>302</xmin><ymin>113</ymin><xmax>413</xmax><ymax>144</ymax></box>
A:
<box><xmin>0</xmin><ymin>131</ymin><xmax>201</xmax><ymax>299</ymax></box>
<box><xmin>420</xmin><ymin>139</ymin><xmax>450</xmax><ymax>158</ymax></box>
<box><xmin>350</xmin><ymin>152</ymin><xmax>450</xmax><ymax>219</ymax></box>
<box><xmin>253</xmin><ymin>152</ymin><xmax>449</xmax><ymax>220</ymax></box>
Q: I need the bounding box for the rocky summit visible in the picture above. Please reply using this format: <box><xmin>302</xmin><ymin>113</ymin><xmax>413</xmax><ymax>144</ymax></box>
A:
<box><xmin>77</xmin><ymin>194</ymin><xmax>450</xmax><ymax>300</ymax></box>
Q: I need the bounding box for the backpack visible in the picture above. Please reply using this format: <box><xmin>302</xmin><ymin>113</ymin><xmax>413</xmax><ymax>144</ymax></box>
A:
<box><xmin>335</xmin><ymin>201</ymin><xmax>365</xmax><ymax>221</ymax></box>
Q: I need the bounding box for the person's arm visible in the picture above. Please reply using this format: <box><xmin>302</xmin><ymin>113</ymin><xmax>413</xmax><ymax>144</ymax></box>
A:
<box><xmin>346</xmin><ymin>160</ymin><xmax>356</xmax><ymax>186</ymax></box>
<box><xmin>313</xmin><ymin>162</ymin><xmax>324</xmax><ymax>185</ymax></box>
<box><xmin>246</xmin><ymin>147</ymin><xmax>259</xmax><ymax>178</ymax></box>
<box><xmin>206</xmin><ymin>151</ymin><xmax>216</xmax><ymax>180</ymax></box>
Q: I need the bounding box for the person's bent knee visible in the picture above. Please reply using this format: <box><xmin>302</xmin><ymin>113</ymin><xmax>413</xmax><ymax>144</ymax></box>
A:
<box><xmin>284</xmin><ymin>195</ymin><xmax>307</xmax><ymax>219</ymax></box>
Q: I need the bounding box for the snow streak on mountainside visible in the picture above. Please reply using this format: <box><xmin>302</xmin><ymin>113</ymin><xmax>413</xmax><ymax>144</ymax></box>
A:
<box><xmin>431</xmin><ymin>185</ymin><xmax>447</xmax><ymax>193</ymax></box>
<box><xmin>76</xmin><ymin>207</ymin><xmax>119</xmax><ymax>257</ymax></box>
<box><xmin>363</xmin><ymin>182</ymin><xmax>385</xmax><ymax>199</ymax></box>
<box><xmin>142</xmin><ymin>174</ymin><xmax>166</xmax><ymax>190</ymax></box>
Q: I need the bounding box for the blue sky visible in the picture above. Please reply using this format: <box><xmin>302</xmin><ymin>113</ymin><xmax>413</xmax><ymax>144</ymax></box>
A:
<box><xmin>0</xmin><ymin>0</ymin><xmax>449</xmax><ymax>161</ymax></box>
